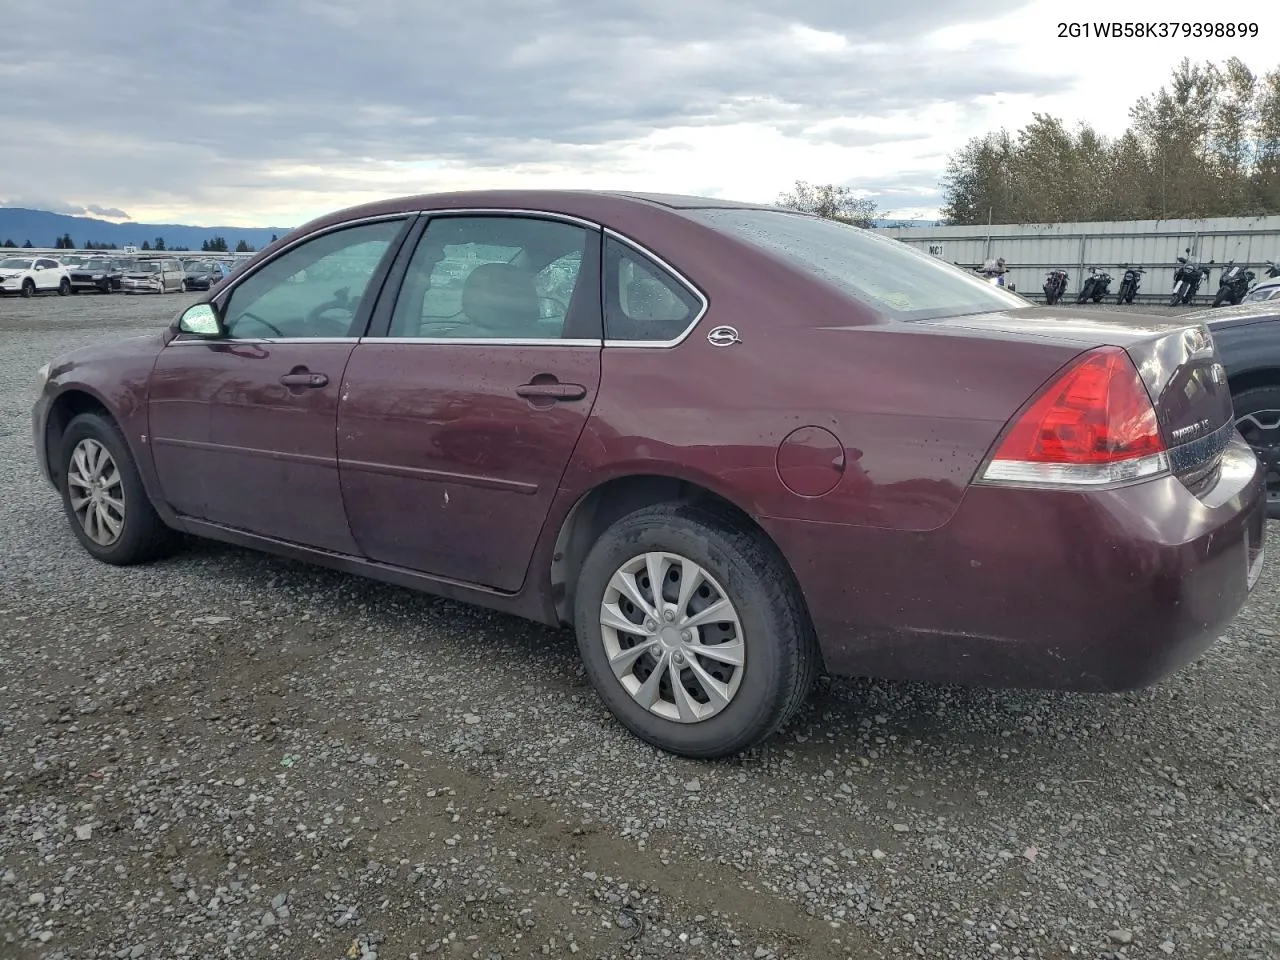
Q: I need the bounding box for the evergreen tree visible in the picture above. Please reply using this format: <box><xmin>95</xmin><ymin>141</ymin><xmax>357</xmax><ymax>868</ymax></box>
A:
<box><xmin>940</xmin><ymin>57</ymin><xmax>1280</xmax><ymax>223</ymax></box>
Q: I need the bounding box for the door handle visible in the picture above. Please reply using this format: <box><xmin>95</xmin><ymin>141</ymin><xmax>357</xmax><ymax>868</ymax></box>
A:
<box><xmin>515</xmin><ymin>382</ymin><xmax>587</xmax><ymax>401</ymax></box>
<box><xmin>280</xmin><ymin>372</ymin><xmax>328</xmax><ymax>387</ymax></box>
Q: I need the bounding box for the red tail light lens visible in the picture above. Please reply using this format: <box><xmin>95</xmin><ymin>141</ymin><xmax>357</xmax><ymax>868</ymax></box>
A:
<box><xmin>982</xmin><ymin>346</ymin><xmax>1169</xmax><ymax>486</ymax></box>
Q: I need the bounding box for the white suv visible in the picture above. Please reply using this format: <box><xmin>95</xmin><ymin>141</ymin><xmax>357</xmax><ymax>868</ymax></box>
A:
<box><xmin>0</xmin><ymin>255</ymin><xmax>71</xmax><ymax>298</ymax></box>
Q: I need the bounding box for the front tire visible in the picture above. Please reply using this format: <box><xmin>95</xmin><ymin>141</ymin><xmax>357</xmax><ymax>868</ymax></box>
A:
<box><xmin>1233</xmin><ymin>386</ymin><xmax>1280</xmax><ymax>520</ymax></box>
<box><xmin>1170</xmin><ymin>284</ymin><xmax>1187</xmax><ymax>307</ymax></box>
<box><xmin>58</xmin><ymin>277</ymin><xmax>70</xmax><ymax>296</ymax></box>
<box><xmin>573</xmin><ymin>503</ymin><xmax>818</xmax><ymax>758</ymax></box>
<box><xmin>1213</xmin><ymin>287</ymin><xmax>1230</xmax><ymax>307</ymax></box>
<box><xmin>57</xmin><ymin>413</ymin><xmax>179</xmax><ymax>565</ymax></box>
<box><xmin>21</xmin><ymin>278</ymin><xmax>35</xmax><ymax>298</ymax></box>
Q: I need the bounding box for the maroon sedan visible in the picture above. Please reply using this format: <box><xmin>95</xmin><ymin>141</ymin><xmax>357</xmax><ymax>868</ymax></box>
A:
<box><xmin>32</xmin><ymin>190</ymin><xmax>1267</xmax><ymax>758</ymax></box>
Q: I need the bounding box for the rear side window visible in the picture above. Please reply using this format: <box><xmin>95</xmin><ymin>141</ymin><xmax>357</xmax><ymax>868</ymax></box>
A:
<box><xmin>603</xmin><ymin>237</ymin><xmax>702</xmax><ymax>343</ymax></box>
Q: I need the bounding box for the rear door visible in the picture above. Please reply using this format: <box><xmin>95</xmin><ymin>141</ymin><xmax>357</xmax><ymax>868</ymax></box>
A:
<box><xmin>336</xmin><ymin>212</ymin><xmax>603</xmax><ymax>591</ymax></box>
<box><xmin>148</xmin><ymin>216</ymin><xmax>412</xmax><ymax>552</ymax></box>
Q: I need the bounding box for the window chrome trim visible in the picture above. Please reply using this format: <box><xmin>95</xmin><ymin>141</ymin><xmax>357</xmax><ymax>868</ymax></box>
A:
<box><xmin>372</xmin><ymin>337</ymin><xmax>600</xmax><ymax>347</ymax></box>
<box><xmin>179</xmin><ymin>207</ymin><xmax>710</xmax><ymax>350</ymax></box>
<box><xmin>413</xmin><ymin>207</ymin><xmax>601</xmax><ymax>231</ymax></box>
<box><xmin>600</xmin><ymin>227</ymin><xmax>709</xmax><ymax>349</ymax></box>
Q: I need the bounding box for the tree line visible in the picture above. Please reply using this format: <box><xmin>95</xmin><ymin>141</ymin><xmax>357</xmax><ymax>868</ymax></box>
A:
<box><xmin>1</xmin><ymin>235</ymin><xmax>266</xmax><ymax>252</ymax></box>
<box><xmin>941</xmin><ymin>57</ymin><xmax>1280</xmax><ymax>225</ymax></box>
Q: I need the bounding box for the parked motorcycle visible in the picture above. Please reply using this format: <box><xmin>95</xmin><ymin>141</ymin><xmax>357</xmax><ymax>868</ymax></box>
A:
<box><xmin>1076</xmin><ymin>266</ymin><xmax>1112</xmax><ymax>303</ymax></box>
<box><xmin>1169</xmin><ymin>247</ymin><xmax>1214</xmax><ymax>306</ymax></box>
<box><xmin>974</xmin><ymin>257</ymin><xmax>1012</xmax><ymax>289</ymax></box>
<box><xmin>1213</xmin><ymin>260</ymin><xmax>1255</xmax><ymax>306</ymax></box>
<box><xmin>1114</xmin><ymin>264</ymin><xmax>1145</xmax><ymax>305</ymax></box>
<box><xmin>1042</xmin><ymin>268</ymin><xmax>1068</xmax><ymax>305</ymax></box>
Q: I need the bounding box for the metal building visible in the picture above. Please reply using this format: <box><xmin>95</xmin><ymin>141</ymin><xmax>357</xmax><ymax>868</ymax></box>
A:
<box><xmin>882</xmin><ymin>215</ymin><xmax>1280</xmax><ymax>305</ymax></box>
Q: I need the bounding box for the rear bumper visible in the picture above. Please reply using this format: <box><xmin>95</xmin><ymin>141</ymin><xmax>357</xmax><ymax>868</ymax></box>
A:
<box><xmin>762</xmin><ymin>435</ymin><xmax>1267</xmax><ymax>692</ymax></box>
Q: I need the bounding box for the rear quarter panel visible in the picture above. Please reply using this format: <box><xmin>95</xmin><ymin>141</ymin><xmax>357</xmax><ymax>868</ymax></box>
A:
<box><xmin>567</xmin><ymin>314</ymin><xmax>1085</xmax><ymax>533</ymax></box>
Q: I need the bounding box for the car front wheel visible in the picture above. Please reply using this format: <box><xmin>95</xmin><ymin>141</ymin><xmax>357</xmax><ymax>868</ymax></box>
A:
<box><xmin>573</xmin><ymin>502</ymin><xmax>818</xmax><ymax>758</ymax></box>
<box><xmin>58</xmin><ymin>412</ymin><xmax>179</xmax><ymax>564</ymax></box>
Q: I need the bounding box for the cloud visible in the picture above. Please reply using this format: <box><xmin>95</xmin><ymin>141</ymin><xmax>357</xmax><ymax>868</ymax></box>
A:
<box><xmin>0</xmin><ymin>0</ymin><xmax>1071</xmax><ymax>223</ymax></box>
<box><xmin>0</xmin><ymin>197</ymin><xmax>130</xmax><ymax>219</ymax></box>
<box><xmin>85</xmin><ymin>205</ymin><xmax>131</xmax><ymax>220</ymax></box>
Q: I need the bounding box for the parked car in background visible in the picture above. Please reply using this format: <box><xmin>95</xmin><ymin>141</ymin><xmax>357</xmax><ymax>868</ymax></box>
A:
<box><xmin>1184</xmin><ymin>299</ymin><xmax>1280</xmax><ymax>518</ymax></box>
<box><xmin>182</xmin><ymin>259</ymin><xmax>232</xmax><ymax>291</ymax></box>
<box><xmin>30</xmin><ymin>190</ymin><xmax>1266</xmax><ymax>758</ymax></box>
<box><xmin>120</xmin><ymin>258</ymin><xmax>186</xmax><ymax>294</ymax></box>
<box><xmin>1245</xmin><ymin>278</ymin><xmax>1280</xmax><ymax>303</ymax></box>
<box><xmin>0</xmin><ymin>255</ymin><xmax>70</xmax><ymax>297</ymax></box>
<box><xmin>67</xmin><ymin>256</ymin><xmax>130</xmax><ymax>294</ymax></box>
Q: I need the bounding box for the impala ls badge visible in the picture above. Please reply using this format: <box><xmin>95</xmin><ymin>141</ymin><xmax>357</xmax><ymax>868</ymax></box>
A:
<box><xmin>1171</xmin><ymin>418</ymin><xmax>1211</xmax><ymax>442</ymax></box>
<box><xmin>707</xmin><ymin>325</ymin><xmax>741</xmax><ymax>347</ymax></box>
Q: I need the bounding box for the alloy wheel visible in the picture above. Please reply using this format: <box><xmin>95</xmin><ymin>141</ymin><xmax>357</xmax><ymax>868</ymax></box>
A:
<box><xmin>1236</xmin><ymin>409</ymin><xmax>1280</xmax><ymax>509</ymax></box>
<box><xmin>67</xmin><ymin>438</ymin><xmax>126</xmax><ymax>546</ymax></box>
<box><xmin>599</xmin><ymin>551</ymin><xmax>745</xmax><ymax>724</ymax></box>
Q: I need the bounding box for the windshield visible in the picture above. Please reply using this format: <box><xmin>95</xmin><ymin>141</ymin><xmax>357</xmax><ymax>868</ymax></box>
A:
<box><xmin>130</xmin><ymin>262</ymin><xmax>160</xmax><ymax>273</ymax></box>
<box><xmin>82</xmin><ymin>259</ymin><xmax>111</xmax><ymax>270</ymax></box>
<box><xmin>0</xmin><ymin>257</ymin><xmax>33</xmax><ymax>269</ymax></box>
<box><xmin>687</xmin><ymin>208</ymin><xmax>1026</xmax><ymax>320</ymax></box>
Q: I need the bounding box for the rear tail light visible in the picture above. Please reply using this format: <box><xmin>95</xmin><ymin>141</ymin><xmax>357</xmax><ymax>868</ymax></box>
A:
<box><xmin>980</xmin><ymin>345</ymin><xmax>1169</xmax><ymax>486</ymax></box>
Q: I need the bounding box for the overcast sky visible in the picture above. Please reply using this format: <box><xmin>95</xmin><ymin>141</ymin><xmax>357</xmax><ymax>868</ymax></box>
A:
<box><xmin>0</xmin><ymin>0</ymin><xmax>1271</xmax><ymax>227</ymax></box>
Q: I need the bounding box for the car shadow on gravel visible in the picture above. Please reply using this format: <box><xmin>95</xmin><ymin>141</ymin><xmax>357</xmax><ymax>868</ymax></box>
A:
<box><xmin>158</xmin><ymin>536</ymin><xmax>1131</xmax><ymax>766</ymax></box>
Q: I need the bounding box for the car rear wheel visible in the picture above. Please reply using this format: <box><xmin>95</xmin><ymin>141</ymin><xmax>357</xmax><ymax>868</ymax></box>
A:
<box><xmin>58</xmin><ymin>413</ymin><xmax>179</xmax><ymax>565</ymax></box>
<box><xmin>573</xmin><ymin>502</ymin><xmax>818</xmax><ymax>758</ymax></box>
<box><xmin>1233</xmin><ymin>387</ymin><xmax>1280</xmax><ymax>519</ymax></box>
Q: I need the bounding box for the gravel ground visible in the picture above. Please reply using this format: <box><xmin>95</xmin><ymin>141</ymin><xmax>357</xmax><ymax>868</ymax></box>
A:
<box><xmin>1</xmin><ymin>293</ymin><xmax>1276</xmax><ymax>960</ymax></box>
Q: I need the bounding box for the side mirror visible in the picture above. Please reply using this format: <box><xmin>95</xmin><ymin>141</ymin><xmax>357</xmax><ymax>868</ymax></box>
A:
<box><xmin>177</xmin><ymin>303</ymin><xmax>224</xmax><ymax>338</ymax></box>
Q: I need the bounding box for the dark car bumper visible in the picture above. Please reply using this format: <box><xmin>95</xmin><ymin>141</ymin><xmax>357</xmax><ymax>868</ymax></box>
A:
<box><xmin>185</xmin><ymin>278</ymin><xmax>212</xmax><ymax>290</ymax></box>
<box><xmin>32</xmin><ymin>391</ymin><xmax>54</xmax><ymax>488</ymax></box>
<box><xmin>69</xmin><ymin>275</ymin><xmax>115</xmax><ymax>289</ymax></box>
<box><xmin>762</xmin><ymin>435</ymin><xmax>1267</xmax><ymax>692</ymax></box>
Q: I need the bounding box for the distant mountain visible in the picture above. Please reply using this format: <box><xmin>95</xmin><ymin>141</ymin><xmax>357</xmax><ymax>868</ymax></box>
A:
<box><xmin>0</xmin><ymin>207</ymin><xmax>294</xmax><ymax>251</ymax></box>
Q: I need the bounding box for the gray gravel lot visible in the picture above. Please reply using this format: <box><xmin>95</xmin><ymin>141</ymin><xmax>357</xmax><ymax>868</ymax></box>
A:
<box><xmin>1</xmin><ymin>293</ymin><xmax>1276</xmax><ymax>960</ymax></box>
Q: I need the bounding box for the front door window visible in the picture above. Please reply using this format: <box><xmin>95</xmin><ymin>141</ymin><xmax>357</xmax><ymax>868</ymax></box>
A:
<box><xmin>221</xmin><ymin>219</ymin><xmax>407</xmax><ymax>339</ymax></box>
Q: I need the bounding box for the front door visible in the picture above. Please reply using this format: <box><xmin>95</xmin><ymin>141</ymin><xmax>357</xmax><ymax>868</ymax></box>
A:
<box><xmin>337</xmin><ymin>213</ymin><xmax>602</xmax><ymax>591</ymax></box>
<box><xmin>147</xmin><ymin>216</ymin><xmax>411</xmax><ymax>553</ymax></box>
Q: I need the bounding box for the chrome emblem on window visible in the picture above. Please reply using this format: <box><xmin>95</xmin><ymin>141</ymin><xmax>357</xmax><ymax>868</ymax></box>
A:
<box><xmin>707</xmin><ymin>325</ymin><xmax>741</xmax><ymax>347</ymax></box>
<box><xmin>1211</xmin><ymin>363</ymin><xmax>1226</xmax><ymax>385</ymax></box>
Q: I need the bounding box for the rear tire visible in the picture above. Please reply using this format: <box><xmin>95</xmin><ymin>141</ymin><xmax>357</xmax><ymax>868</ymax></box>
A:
<box><xmin>1232</xmin><ymin>386</ymin><xmax>1280</xmax><ymax>520</ymax></box>
<box><xmin>57</xmin><ymin>413</ymin><xmax>179</xmax><ymax>565</ymax></box>
<box><xmin>573</xmin><ymin>502</ymin><xmax>818</xmax><ymax>758</ymax></box>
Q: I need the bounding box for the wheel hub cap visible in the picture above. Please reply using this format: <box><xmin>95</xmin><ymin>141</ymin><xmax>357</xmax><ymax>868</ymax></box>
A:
<box><xmin>599</xmin><ymin>551</ymin><xmax>746</xmax><ymax>724</ymax></box>
<box><xmin>67</xmin><ymin>438</ymin><xmax>126</xmax><ymax>546</ymax></box>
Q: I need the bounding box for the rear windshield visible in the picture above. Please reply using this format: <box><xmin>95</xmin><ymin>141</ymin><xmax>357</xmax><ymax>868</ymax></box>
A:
<box><xmin>687</xmin><ymin>208</ymin><xmax>1026</xmax><ymax>321</ymax></box>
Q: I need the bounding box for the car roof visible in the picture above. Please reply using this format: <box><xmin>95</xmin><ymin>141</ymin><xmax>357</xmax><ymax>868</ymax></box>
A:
<box><xmin>1186</xmin><ymin>301</ymin><xmax>1280</xmax><ymax>324</ymax></box>
<box><xmin>288</xmin><ymin>188</ymin><xmax>799</xmax><ymax>239</ymax></box>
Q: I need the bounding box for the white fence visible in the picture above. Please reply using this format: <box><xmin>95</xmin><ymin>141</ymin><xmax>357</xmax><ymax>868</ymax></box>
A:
<box><xmin>882</xmin><ymin>215</ymin><xmax>1280</xmax><ymax>305</ymax></box>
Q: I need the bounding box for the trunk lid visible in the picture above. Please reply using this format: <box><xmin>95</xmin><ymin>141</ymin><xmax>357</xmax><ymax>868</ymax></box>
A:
<box><xmin>918</xmin><ymin>307</ymin><xmax>1235</xmax><ymax>493</ymax></box>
